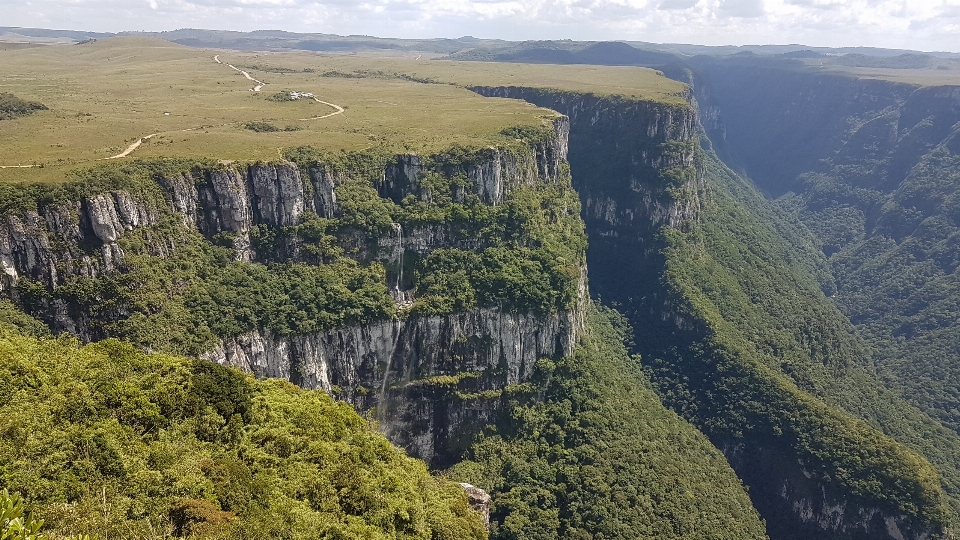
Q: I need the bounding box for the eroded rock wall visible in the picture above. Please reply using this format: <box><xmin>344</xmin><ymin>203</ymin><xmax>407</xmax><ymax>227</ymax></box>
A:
<box><xmin>0</xmin><ymin>117</ymin><xmax>584</xmax><ymax>466</ymax></box>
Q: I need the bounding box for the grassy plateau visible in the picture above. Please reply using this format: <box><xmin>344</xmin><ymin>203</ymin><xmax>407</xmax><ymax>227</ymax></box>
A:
<box><xmin>0</xmin><ymin>36</ymin><xmax>685</xmax><ymax>184</ymax></box>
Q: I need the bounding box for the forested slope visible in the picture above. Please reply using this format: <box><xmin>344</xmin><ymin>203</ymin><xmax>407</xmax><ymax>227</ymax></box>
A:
<box><xmin>0</xmin><ymin>313</ymin><xmax>486</xmax><ymax>539</ymax></box>
<box><xmin>651</xmin><ymin>150</ymin><xmax>960</xmax><ymax>539</ymax></box>
<box><xmin>685</xmin><ymin>55</ymin><xmax>960</xmax><ymax>512</ymax></box>
<box><xmin>451</xmin><ymin>306</ymin><xmax>768</xmax><ymax>540</ymax></box>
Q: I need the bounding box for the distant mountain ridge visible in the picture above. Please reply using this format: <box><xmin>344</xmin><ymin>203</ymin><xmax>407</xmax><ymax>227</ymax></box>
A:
<box><xmin>2</xmin><ymin>26</ymin><xmax>957</xmax><ymax>59</ymax></box>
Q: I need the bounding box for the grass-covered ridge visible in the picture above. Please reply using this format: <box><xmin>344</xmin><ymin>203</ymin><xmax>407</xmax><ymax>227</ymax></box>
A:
<box><xmin>0</xmin><ymin>324</ymin><xmax>486</xmax><ymax>539</ymax></box>
<box><xmin>451</xmin><ymin>306</ymin><xmax>768</xmax><ymax>540</ymax></box>
<box><xmin>0</xmin><ymin>37</ymin><xmax>556</xmax><ymax>184</ymax></box>
<box><xmin>0</xmin><ymin>36</ymin><xmax>687</xmax><ymax>184</ymax></box>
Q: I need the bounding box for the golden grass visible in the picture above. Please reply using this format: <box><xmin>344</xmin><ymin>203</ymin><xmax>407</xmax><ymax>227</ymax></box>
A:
<box><xmin>797</xmin><ymin>59</ymin><xmax>960</xmax><ymax>87</ymax></box>
<box><xmin>0</xmin><ymin>36</ymin><xmax>686</xmax><ymax>184</ymax></box>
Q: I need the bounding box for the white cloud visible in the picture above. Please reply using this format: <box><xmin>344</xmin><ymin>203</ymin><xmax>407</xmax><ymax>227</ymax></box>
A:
<box><xmin>0</xmin><ymin>0</ymin><xmax>957</xmax><ymax>51</ymax></box>
<box><xmin>719</xmin><ymin>0</ymin><xmax>765</xmax><ymax>17</ymax></box>
<box><xmin>658</xmin><ymin>0</ymin><xmax>699</xmax><ymax>10</ymax></box>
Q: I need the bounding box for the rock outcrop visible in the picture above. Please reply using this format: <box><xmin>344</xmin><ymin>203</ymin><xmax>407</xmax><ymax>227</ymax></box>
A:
<box><xmin>203</xmin><ymin>305</ymin><xmax>584</xmax><ymax>463</ymax></box>
<box><xmin>0</xmin><ymin>116</ymin><xmax>584</xmax><ymax>466</ymax></box>
<box><xmin>459</xmin><ymin>483</ymin><xmax>492</xmax><ymax>528</ymax></box>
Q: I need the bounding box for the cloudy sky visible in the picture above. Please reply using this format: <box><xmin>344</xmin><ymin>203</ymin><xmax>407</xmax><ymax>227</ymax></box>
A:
<box><xmin>4</xmin><ymin>0</ymin><xmax>960</xmax><ymax>52</ymax></box>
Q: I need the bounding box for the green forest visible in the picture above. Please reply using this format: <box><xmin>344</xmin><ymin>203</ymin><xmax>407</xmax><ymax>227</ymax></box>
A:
<box><xmin>0</xmin><ymin>322</ymin><xmax>486</xmax><ymax>539</ymax></box>
<box><xmin>451</xmin><ymin>307</ymin><xmax>768</xmax><ymax>540</ymax></box>
<box><xmin>648</xmin><ymin>150</ymin><xmax>960</xmax><ymax>533</ymax></box>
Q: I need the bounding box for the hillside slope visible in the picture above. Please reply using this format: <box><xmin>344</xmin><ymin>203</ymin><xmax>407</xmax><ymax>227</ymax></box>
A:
<box><xmin>470</xmin><ymin>84</ymin><xmax>960</xmax><ymax>539</ymax></box>
<box><xmin>0</xmin><ymin>318</ymin><xmax>486</xmax><ymax>539</ymax></box>
<box><xmin>688</xmin><ymin>53</ymin><xmax>960</xmax><ymax>492</ymax></box>
<box><xmin>452</xmin><ymin>306</ymin><xmax>768</xmax><ymax>540</ymax></box>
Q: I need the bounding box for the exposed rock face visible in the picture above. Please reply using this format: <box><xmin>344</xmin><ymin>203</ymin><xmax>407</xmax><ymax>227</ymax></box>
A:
<box><xmin>0</xmin><ymin>191</ymin><xmax>159</xmax><ymax>293</ymax></box>
<box><xmin>475</xmin><ymin>85</ymin><xmax>946</xmax><ymax>540</ymax></box>
<box><xmin>203</xmin><ymin>305</ymin><xmax>584</xmax><ymax>464</ymax></box>
<box><xmin>470</xmin><ymin>87</ymin><xmax>699</xmax><ymax>229</ymax></box>
<box><xmin>1</xmin><ymin>115</ymin><xmax>572</xmax><ymax>290</ymax></box>
<box><xmin>470</xmin><ymin>86</ymin><xmax>702</xmax><ymax>333</ymax></box>
<box><xmin>724</xmin><ymin>441</ymin><xmax>937</xmax><ymax>540</ymax></box>
<box><xmin>459</xmin><ymin>483</ymin><xmax>492</xmax><ymax>528</ymax></box>
<box><xmin>0</xmin><ymin>118</ymin><xmax>583</xmax><ymax>466</ymax></box>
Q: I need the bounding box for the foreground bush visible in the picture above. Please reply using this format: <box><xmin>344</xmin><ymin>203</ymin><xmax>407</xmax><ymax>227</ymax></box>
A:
<box><xmin>0</xmin><ymin>327</ymin><xmax>485</xmax><ymax>540</ymax></box>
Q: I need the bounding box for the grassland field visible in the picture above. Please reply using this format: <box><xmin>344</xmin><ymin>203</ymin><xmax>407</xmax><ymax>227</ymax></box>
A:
<box><xmin>0</xmin><ymin>36</ymin><xmax>687</xmax><ymax>184</ymax></box>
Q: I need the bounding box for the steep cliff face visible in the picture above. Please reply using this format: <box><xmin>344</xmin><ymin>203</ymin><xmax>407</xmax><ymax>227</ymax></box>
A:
<box><xmin>203</xmin><ymin>305</ymin><xmax>583</xmax><ymax>464</ymax></box>
<box><xmin>470</xmin><ymin>87</ymin><xmax>701</xmax><ymax>325</ymax></box>
<box><xmin>0</xmin><ymin>117</ymin><xmax>584</xmax><ymax>465</ymax></box>
<box><xmin>724</xmin><ymin>438</ymin><xmax>939</xmax><ymax>540</ymax></box>
<box><xmin>679</xmin><ymin>58</ymin><xmax>960</xmax><ymax>533</ymax></box>
<box><xmin>473</xmin><ymin>85</ymin><xmax>953</xmax><ymax>539</ymax></box>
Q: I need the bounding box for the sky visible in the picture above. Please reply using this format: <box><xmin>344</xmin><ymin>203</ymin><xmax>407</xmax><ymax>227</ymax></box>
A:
<box><xmin>3</xmin><ymin>0</ymin><xmax>960</xmax><ymax>53</ymax></box>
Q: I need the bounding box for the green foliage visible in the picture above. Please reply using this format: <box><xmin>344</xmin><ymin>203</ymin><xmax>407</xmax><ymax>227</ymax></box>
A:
<box><xmin>267</xmin><ymin>91</ymin><xmax>296</xmax><ymax>102</ymax></box>
<box><xmin>651</xmin><ymin>149</ymin><xmax>959</xmax><ymax>528</ymax></box>
<box><xmin>499</xmin><ymin>125</ymin><xmax>555</xmax><ymax>145</ymax></box>
<box><xmin>0</xmin><ymin>301</ymin><xmax>48</xmax><ymax>338</ymax></box>
<box><xmin>0</xmin><ymin>94</ymin><xmax>47</xmax><ymax>121</ymax></box>
<box><xmin>1</xmin><ymin>490</ymin><xmax>46</xmax><ymax>540</ymax></box>
<box><xmin>450</xmin><ymin>306</ymin><xmax>768</xmax><ymax>540</ymax></box>
<box><xmin>335</xmin><ymin>180</ymin><xmax>398</xmax><ymax>233</ymax></box>
<box><xmin>283</xmin><ymin>145</ymin><xmax>585</xmax><ymax>317</ymax></box>
<box><xmin>409</xmin><ymin>178</ymin><xmax>585</xmax><ymax>316</ymax></box>
<box><xmin>243</xmin><ymin>121</ymin><xmax>279</xmax><ymax>133</ymax></box>
<box><xmin>318</xmin><ymin>70</ymin><xmax>440</xmax><ymax>84</ymax></box>
<box><xmin>285</xmin><ymin>146</ymin><xmax>395</xmax><ymax>186</ymax></box>
<box><xmin>37</xmin><ymin>234</ymin><xmax>395</xmax><ymax>356</ymax></box>
<box><xmin>0</xmin><ymin>329</ymin><xmax>487</xmax><ymax>540</ymax></box>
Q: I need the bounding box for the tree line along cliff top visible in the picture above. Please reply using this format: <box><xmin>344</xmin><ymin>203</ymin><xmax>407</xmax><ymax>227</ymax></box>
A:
<box><xmin>0</xmin><ymin>36</ymin><xmax>688</xmax><ymax>185</ymax></box>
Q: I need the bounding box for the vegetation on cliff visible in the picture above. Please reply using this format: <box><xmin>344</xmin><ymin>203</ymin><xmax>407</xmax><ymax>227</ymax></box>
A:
<box><xmin>0</xmin><ymin>324</ymin><xmax>486</xmax><ymax>540</ymax></box>
<box><xmin>9</xmin><ymin>138</ymin><xmax>584</xmax><ymax>356</ymax></box>
<box><xmin>648</xmin><ymin>150</ymin><xmax>960</xmax><ymax>534</ymax></box>
<box><xmin>451</xmin><ymin>306</ymin><xmax>769</xmax><ymax>540</ymax></box>
<box><xmin>780</xmin><ymin>124</ymin><xmax>960</xmax><ymax>440</ymax></box>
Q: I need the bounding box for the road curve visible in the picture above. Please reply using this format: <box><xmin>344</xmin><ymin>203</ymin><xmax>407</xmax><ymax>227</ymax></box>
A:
<box><xmin>97</xmin><ymin>54</ymin><xmax>344</xmax><ymax>160</ymax></box>
<box><xmin>105</xmin><ymin>134</ymin><xmax>157</xmax><ymax>160</ymax></box>
<box><xmin>300</xmin><ymin>98</ymin><xmax>345</xmax><ymax>121</ymax></box>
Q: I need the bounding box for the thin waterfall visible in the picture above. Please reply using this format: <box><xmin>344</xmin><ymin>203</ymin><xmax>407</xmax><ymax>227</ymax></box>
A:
<box><xmin>379</xmin><ymin>222</ymin><xmax>404</xmax><ymax>428</ymax></box>
<box><xmin>378</xmin><ymin>314</ymin><xmax>403</xmax><ymax>429</ymax></box>
<box><xmin>393</xmin><ymin>222</ymin><xmax>403</xmax><ymax>293</ymax></box>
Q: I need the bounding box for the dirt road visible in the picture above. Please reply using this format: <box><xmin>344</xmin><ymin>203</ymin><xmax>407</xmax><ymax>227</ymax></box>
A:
<box><xmin>215</xmin><ymin>55</ymin><xmax>265</xmax><ymax>92</ymax></box>
<box><xmin>106</xmin><ymin>134</ymin><xmax>157</xmax><ymax>159</ymax></box>
<box><xmin>88</xmin><ymin>55</ymin><xmax>347</xmax><ymax>162</ymax></box>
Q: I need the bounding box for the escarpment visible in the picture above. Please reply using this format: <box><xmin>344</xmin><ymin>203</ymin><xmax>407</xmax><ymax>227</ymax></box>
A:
<box><xmin>472</xmin><ymin>85</ymin><xmax>955</xmax><ymax>539</ymax></box>
<box><xmin>3</xmin><ymin>59</ymin><xmax>957</xmax><ymax>540</ymax></box>
<box><xmin>0</xmin><ymin>116</ymin><xmax>585</xmax><ymax>465</ymax></box>
<box><xmin>470</xmin><ymin>87</ymin><xmax>702</xmax><ymax>324</ymax></box>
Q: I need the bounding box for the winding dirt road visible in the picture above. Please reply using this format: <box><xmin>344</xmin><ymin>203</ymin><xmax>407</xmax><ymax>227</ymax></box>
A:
<box><xmin>106</xmin><ymin>133</ymin><xmax>157</xmax><ymax>160</ymax></box>
<box><xmin>2</xmin><ymin>54</ymin><xmax>348</xmax><ymax>166</ymax></box>
<box><xmin>301</xmin><ymin>98</ymin><xmax>344</xmax><ymax>121</ymax></box>
<box><xmin>215</xmin><ymin>55</ymin><xmax>265</xmax><ymax>92</ymax></box>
